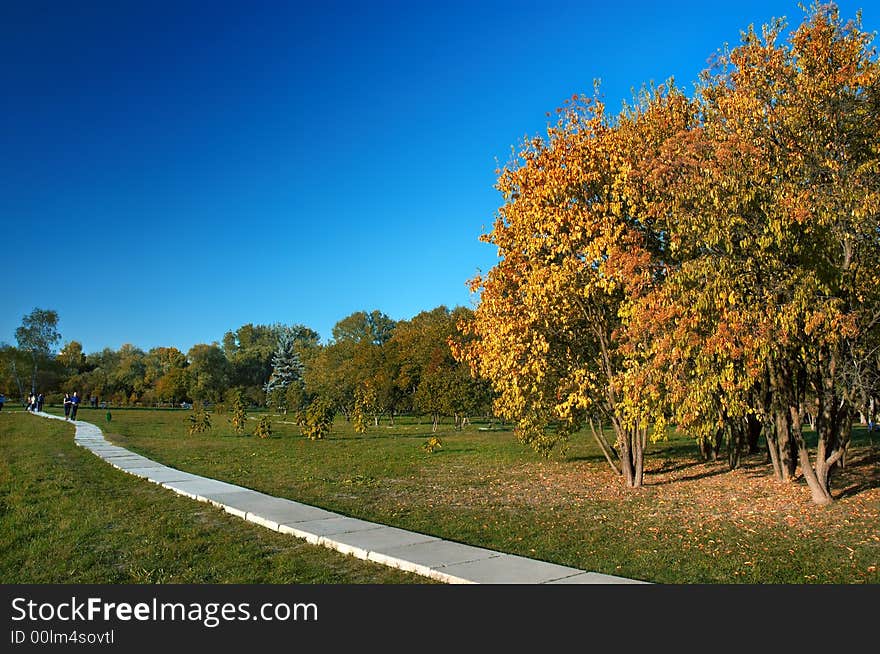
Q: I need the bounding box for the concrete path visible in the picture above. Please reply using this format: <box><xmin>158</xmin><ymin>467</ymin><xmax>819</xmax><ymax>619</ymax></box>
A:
<box><xmin>37</xmin><ymin>412</ymin><xmax>648</xmax><ymax>585</ymax></box>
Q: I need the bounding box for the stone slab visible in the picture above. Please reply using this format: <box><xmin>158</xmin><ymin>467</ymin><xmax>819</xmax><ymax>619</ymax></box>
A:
<box><xmin>261</xmin><ymin>503</ymin><xmax>339</xmax><ymax>526</ymax></box>
<box><xmin>434</xmin><ymin>553</ymin><xmax>587</xmax><ymax>584</ymax></box>
<box><xmin>326</xmin><ymin>526</ymin><xmax>441</xmax><ymax>559</ymax></box>
<box><xmin>128</xmin><ymin>467</ymin><xmax>203</xmax><ymax>483</ymax></box>
<box><xmin>278</xmin><ymin>516</ymin><xmax>382</xmax><ymax>538</ymax></box>
<box><xmin>103</xmin><ymin>456</ymin><xmax>159</xmax><ymax>467</ymax></box>
<box><xmin>161</xmin><ymin>478</ymin><xmax>246</xmax><ymax>501</ymax></box>
<box><xmin>198</xmin><ymin>492</ymin><xmax>339</xmax><ymax>530</ymax></box>
<box><xmin>207</xmin><ymin>491</ymin><xmax>298</xmax><ymax>513</ymax></box>
<box><xmin>84</xmin><ymin>447</ymin><xmax>132</xmax><ymax>457</ymax></box>
<box><xmin>368</xmin><ymin>539</ymin><xmax>502</xmax><ymax>573</ymax></box>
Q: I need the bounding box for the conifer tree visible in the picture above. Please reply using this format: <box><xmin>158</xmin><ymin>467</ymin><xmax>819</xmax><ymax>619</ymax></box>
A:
<box><xmin>264</xmin><ymin>326</ymin><xmax>305</xmax><ymax>413</ymax></box>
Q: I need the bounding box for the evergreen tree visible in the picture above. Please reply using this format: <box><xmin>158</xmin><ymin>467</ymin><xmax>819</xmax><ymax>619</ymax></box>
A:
<box><xmin>264</xmin><ymin>326</ymin><xmax>305</xmax><ymax>413</ymax></box>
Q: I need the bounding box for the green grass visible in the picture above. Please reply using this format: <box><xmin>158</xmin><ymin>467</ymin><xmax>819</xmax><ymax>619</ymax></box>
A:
<box><xmin>0</xmin><ymin>411</ymin><xmax>433</xmax><ymax>584</ymax></box>
<box><xmin>10</xmin><ymin>406</ymin><xmax>880</xmax><ymax>583</ymax></box>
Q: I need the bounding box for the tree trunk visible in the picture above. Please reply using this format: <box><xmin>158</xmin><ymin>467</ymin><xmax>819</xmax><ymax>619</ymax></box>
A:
<box><xmin>790</xmin><ymin>406</ymin><xmax>833</xmax><ymax>505</ymax></box>
<box><xmin>727</xmin><ymin>420</ymin><xmax>745</xmax><ymax>470</ymax></box>
<box><xmin>588</xmin><ymin>416</ymin><xmax>621</xmax><ymax>475</ymax></box>
<box><xmin>765</xmin><ymin>418</ymin><xmax>782</xmax><ymax>478</ymax></box>
<box><xmin>699</xmin><ymin>435</ymin><xmax>716</xmax><ymax>461</ymax></box>
<box><xmin>746</xmin><ymin>413</ymin><xmax>762</xmax><ymax>454</ymax></box>
<box><xmin>10</xmin><ymin>359</ymin><xmax>24</xmax><ymax>403</ymax></box>
<box><xmin>773</xmin><ymin>411</ymin><xmax>798</xmax><ymax>480</ymax></box>
<box><xmin>30</xmin><ymin>352</ymin><xmax>38</xmax><ymax>395</ymax></box>
<box><xmin>614</xmin><ymin>419</ymin><xmax>645</xmax><ymax>488</ymax></box>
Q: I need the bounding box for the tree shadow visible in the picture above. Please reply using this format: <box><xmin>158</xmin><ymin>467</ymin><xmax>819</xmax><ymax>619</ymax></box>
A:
<box><xmin>834</xmin><ymin>447</ymin><xmax>880</xmax><ymax>499</ymax></box>
<box><xmin>566</xmin><ymin>454</ymin><xmax>613</xmax><ymax>464</ymax></box>
<box><xmin>333</xmin><ymin>431</ymin><xmax>454</xmax><ymax>441</ymax></box>
<box><xmin>645</xmin><ymin>464</ymin><xmax>731</xmax><ymax>485</ymax></box>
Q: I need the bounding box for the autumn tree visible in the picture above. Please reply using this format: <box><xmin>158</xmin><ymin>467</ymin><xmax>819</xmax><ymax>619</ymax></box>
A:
<box><xmin>57</xmin><ymin>341</ymin><xmax>85</xmax><ymax>374</ymax></box>
<box><xmin>635</xmin><ymin>4</ymin><xmax>880</xmax><ymax>503</ymax></box>
<box><xmin>461</xmin><ymin>88</ymin><xmax>689</xmax><ymax>487</ymax></box>
<box><xmin>396</xmin><ymin>306</ymin><xmax>490</xmax><ymax>430</ymax></box>
<box><xmin>154</xmin><ymin>367</ymin><xmax>190</xmax><ymax>405</ymax></box>
<box><xmin>143</xmin><ymin>347</ymin><xmax>189</xmax><ymax>405</ymax></box>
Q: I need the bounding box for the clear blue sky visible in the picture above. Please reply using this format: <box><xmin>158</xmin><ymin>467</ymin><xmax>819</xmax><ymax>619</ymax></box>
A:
<box><xmin>2</xmin><ymin>0</ymin><xmax>876</xmax><ymax>355</ymax></box>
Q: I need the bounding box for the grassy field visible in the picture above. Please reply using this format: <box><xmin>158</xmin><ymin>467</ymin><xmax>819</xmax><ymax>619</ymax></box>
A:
<box><xmin>0</xmin><ymin>411</ymin><xmax>433</xmax><ymax>583</ymax></box>
<box><xmin>21</xmin><ymin>404</ymin><xmax>877</xmax><ymax>584</ymax></box>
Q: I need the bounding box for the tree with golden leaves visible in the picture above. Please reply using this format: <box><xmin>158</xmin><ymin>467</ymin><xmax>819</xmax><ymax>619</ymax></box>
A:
<box><xmin>464</xmin><ymin>3</ymin><xmax>879</xmax><ymax>503</ymax></box>
<box><xmin>633</xmin><ymin>3</ymin><xmax>880</xmax><ymax>503</ymax></box>
<box><xmin>461</xmin><ymin>88</ymin><xmax>690</xmax><ymax>487</ymax></box>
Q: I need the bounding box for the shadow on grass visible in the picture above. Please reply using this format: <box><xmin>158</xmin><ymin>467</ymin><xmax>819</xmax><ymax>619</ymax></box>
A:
<box><xmin>645</xmin><ymin>464</ymin><xmax>731</xmax><ymax>485</ymax></box>
<box><xmin>565</xmin><ymin>454</ymin><xmax>612</xmax><ymax>464</ymax></box>
<box><xmin>329</xmin><ymin>430</ymin><xmax>473</xmax><ymax>442</ymax></box>
<box><xmin>835</xmin><ymin>446</ymin><xmax>880</xmax><ymax>499</ymax></box>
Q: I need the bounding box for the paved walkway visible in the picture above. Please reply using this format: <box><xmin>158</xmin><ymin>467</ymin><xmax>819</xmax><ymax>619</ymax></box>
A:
<box><xmin>38</xmin><ymin>412</ymin><xmax>647</xmax><ymax>584</ymax></box>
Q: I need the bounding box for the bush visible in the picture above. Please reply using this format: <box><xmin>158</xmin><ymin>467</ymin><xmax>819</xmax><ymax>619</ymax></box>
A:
<box><xmin>423</xmin><ymin>436</ymin><xmax>443</xmax><ymax>453</ymax></box>
<box><xmin>187</xmin><ymin>402</ymin><xmax>211</xmax><ymax>435</ymax></box>
<box><xmin>228</xmin><ymin>391</ymin><xmax>247</xmax><ymax>434</ymax></box>
<box><xmin>254</xmin><ymin>415</ymin><xmax>272</xmax><ymax>439</ymax></box>
<box><xmin>297</xmin><ymin>400</ymin><xmax>335</xmax><ymax>441</ymax></box>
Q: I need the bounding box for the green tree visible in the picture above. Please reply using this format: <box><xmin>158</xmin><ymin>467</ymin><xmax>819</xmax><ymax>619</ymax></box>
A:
<box><xmin>332</xmin><ymin>310</ymin><xmax>396</xmax><ymax>345</ymax></box>
<box><xmin>15</xmin><ymin>308</ymin><xmax>61</xmax><ymax>395</ymax></box>
<box><xmin>113</xmin><ymin>344</ymin><xmax>146</xmax><ymax>404</ymax></box>
<box><xmin>186</xmin><ymin>343</ymin><xmax>230</xmax><ymax>403</ymax></box>
<box><xmin>304</xmin><ymin>311</ymin><xmax>394</xmax><ymax>419</ymax></box>
<box><xmin>0</xmin><ymin>343</ymin><xmax>28</xmax><ymax>401</ymax></box>
<box><xmin>223</xmin><ymin>324</ymin><xmax>276</xmax><ymax>405</ymax></box>
<box><xmin>143</xmin><ymin>347</ymin><xmax>188</xmax><ymax>405</ymax></box>
<box><xmin>264</xmin><ymin>326</ymin><xmax>306</xmax><ymax>413</ymax></box>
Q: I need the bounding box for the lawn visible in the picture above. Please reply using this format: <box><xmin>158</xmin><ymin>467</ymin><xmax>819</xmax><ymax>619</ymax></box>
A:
<box><xmin>29</xmin><ymin>404</ymin><xmax>879</xmax><ymax>584</ymax></box>
<box><xmin>0</xmin><ymin>411</ymin><xmax>433</xmax><ymax>584</ymax></box>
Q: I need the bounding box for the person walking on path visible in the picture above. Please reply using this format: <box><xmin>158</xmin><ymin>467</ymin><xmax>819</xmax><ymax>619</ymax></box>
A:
<box><xmin>63</xmin><ymin>393</ymin><xmax>72</xmax><ymax>419</ymax></box>
<box><xmin>36</xmin><ymin>393</ymin><xmax>44</xmax><ymax>412</ymax></box>
<box><xmin>0</xmin><ymin>393</ymin><xmax>5</xmax><ymax>411</ymax></box>
<box><xmin>69</xmin><ymin>391</ymin><xmax>80</xmax><ymax>421</ymax></box>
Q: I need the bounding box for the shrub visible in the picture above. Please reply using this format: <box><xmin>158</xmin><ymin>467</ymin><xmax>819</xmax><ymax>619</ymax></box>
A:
<box><xmin>228</xmin><ymin>390</ymin><xmax>247</xmax><ymax>434</ymax></box>
<box><xmin>297</xmin><ymin>400</ymin><xmax>335</xmax><ymax>441</ymax></box>
<box><xmin>254</xmin><ymin>415</ymin><xmax>272</xmax><ymax>439</ymax></box>
<box><xmin>423</xmin><ymin>436</ymin><xmax>443</xmax><ymax>453</ymax></box>
<box><xmin>187</xmin><ymin>402</ymin><xmax>211</xmax><ymax>435</ymax></box>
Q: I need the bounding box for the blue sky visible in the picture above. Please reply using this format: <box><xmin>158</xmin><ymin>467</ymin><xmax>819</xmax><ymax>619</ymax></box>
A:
<box><xmin>2</xmin><ymin>0</ymin><xmax>876</xmax><ymax>355</ymax></box>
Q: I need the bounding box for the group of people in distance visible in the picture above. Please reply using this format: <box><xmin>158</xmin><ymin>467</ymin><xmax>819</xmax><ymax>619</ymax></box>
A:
<box><xmin>26</xmin><ymin>392</ymin><xmax>45</xmax><ymax>412</ymax></box>
<box><xmin>22</xmin><ymin>391</ymin><xmax>81</xmax><ymax>420</ymax></box>
<box><xmin>63</xmin><ymin>391</ymin><xmax>81</xmax><ymax>420</ymax></box>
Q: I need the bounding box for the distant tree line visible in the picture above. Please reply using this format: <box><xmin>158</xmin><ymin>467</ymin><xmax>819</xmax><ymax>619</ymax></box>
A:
<box><xmin>0</xmin><ymin>305</ymin><xmax>491</xmax><ymax>431</ymax></box>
